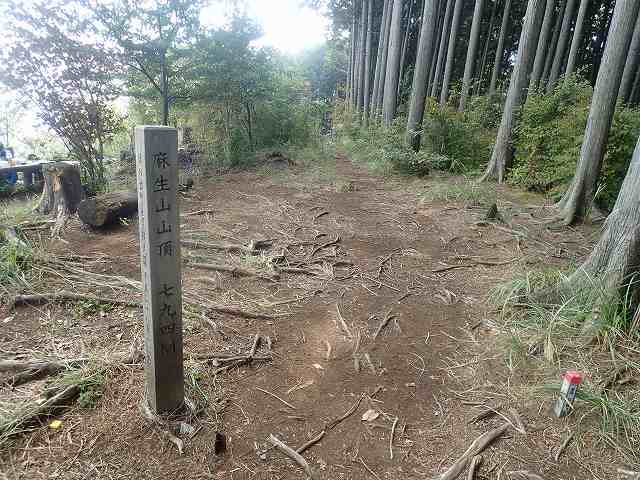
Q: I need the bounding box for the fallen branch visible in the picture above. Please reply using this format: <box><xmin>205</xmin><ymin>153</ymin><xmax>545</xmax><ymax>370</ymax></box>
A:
<box><xmin>435</xmin><ymin>424</ymin><xmax>509</xmax><ymax>480</ymax></box>
<box><xmin>182</xmin><ymin>240</ymin><xmax>252</xmax><ymax>255</ymax></box>
<box><xmin>13</xmin><ymin>291</ymin><xmax>140</xmax><ymax>309</ymax></box>
<box><xmin>373</xmin><ymin>310</ymin><xmax>395</xmax><ymax>340</ymax></box>
<box><xmin>389</xmin><ymin>416</ymin><xmax>398</xmax><ymax>460</ymax></box>
<box><xmin>432</xmin><ymin>259</ymin><xmax>516</xmax><ymax>273</ymax></box>
<box><xmin>255</xmin><ymin>387</ymin><xmax>296</xmax><ymax>410</ymax></box>
<box><xmin>206</xmin><ymin>305</ymin><xmax>274</xmax><ymax>320</ymax></box>
<box><xmin>183</xmin><ymin>209</ymin><xmax>215</xmax><ymax>216</ymax></box>
<box><xmin>268</xmin><ymin>434</ymin><xmax>317</xmax><ymax>480</ymax></box>
<box><xmin>296</xmin><ymin>430</ymin><xmax>325</xmax><ymax>454</ymax></box>
<box><xmin>507</xmin><ymin>471</ymin><xmax>545</xmax><ymax>480</ymax></box>
<box><xmin>336</xmin><ymin>302</ymin><xmax>353</xmax><ymax>339</ymax></box>
<box><xmin>327</xmin><ymin>393</ymin><xmax>365</xmax><ymax>430</ymax></box>
<box><xmin>311</xmin><ymin>235</ymin><xmax>340</xmax><ymax>257</ymax></box>
<box><xmin>187</xmin><ymin>261</ymin><xmax>279</xmax><ymax>282</ymax></box>
<box><xmin>554</xmin><ymin>432</ymin><xmax>574</xmax><ymax>461</ymax></box>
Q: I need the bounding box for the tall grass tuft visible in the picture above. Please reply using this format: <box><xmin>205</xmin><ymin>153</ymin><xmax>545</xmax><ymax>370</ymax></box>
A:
<box><xmin>491</xmin><ymin>270</ymin><xmax>640</xmax><ymax>462</ymax></box>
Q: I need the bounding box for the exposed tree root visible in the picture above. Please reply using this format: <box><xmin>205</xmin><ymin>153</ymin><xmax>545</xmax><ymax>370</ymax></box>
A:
<box><xmin>0</xmin><ymin>359</ymin><xmax>88</xmax><ymax>387</ymax></box>
<box><xmin>13</xmin><ymin>291</ymin><xmax>140</xmax><ymax>309</ymax></box>
<box><xmin>268</xmin><ymin>434</ymin><xmax>317</xmax><ymax>480</ymax></box>
<box><xmin>187</xmin><ymin>261</ymin><xmax>279</xmax><ymax>282</ymax></box>
<box><xmin>435</xmin><ymin>424</ymin><xmax>509</xmax><ymax>480</ymax></box>
<box><xmin>0</xmin><ymin>384</ymin><xmax>80</xmax><ymax>439</ymax></box>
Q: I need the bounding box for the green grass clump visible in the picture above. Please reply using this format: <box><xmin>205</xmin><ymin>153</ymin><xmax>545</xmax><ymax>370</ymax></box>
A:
<box><xmin>492</xmin><ymin>269</ymin><xmax>640</xmax><ymax>462</ymax></box>
<box><xmin>422</xmin><ymin>180</ymin><xmax>496</xmax><ymax>205</ymax></box>
<box><xmin>0</xmin><ymin>241</ymin><xmax>35</xmax><ymax>292</ymax></box>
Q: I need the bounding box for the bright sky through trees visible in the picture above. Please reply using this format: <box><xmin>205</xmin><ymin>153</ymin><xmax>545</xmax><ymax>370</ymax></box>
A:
<box><xmin>201</xmin><ymin>0</ymin><xmax>329</xmax><ymax>54</ymax></box>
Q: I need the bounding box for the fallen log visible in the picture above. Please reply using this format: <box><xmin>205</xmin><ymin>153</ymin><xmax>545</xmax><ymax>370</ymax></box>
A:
<box><xmin>78</xmin><ymin>191</ymin><xmax>138</xmax><ymax>228</ymax></box>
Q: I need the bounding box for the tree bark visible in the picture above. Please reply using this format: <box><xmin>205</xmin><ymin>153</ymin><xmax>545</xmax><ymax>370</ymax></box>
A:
<box><xmin>363</xmin><ymin>0</ymin><xmax>374</xmax><ymax>124</ymax></box>
<box><xmin>428</xmin><ymin>0</ymin><xmax>446</xmax><ymax>94</ymax></box>
<box><xmin>397</xmin><ymin>0</ymin><xmax>415</xmax><ymax>100</ymax></box>
<box><xmin>564</xmin><ymin>0</ymin><xmax>589</xmax><ymax>79</ymax></box>
<box><xmin>567</xmin><ymin>134</ymin><xmax>640</xmax><ymax>308</ymax></box>
<box><xmin>406</xmin><ymin>0</ymin><xmax>438</xmax><ymax>150</ymax></box>
<box><xmin>382</xmin><ymin>0</ymin><xmax>405</xmax><ymax>126</ymax></box>
<box><xmin>372</xmin><ymin>0</ymin><xmax>390</xmax><ymax>117</ymax></box>
<box><xmin>430</xmin><ymin>0</ymin><xmax>454</xmax><ymax>98</ymax></box>
<box><xmin>160</xmin><ymin>48</ymin><xmax>170</xmax><ymax>126</ymax></box>
<box><xmin>619</xmin><ymin>9</ymin><xmax>640</xmax><ymax>104</ymax></box>
<box><xmin>376</xmin><ymin>0</ymin><xmax>395</xmax><ymax>117</ymax></box>
<box><xmin>35</xmin><ymin>162</ymin><xmax>82</xmax><ymax>216</ymax></box>
<box><xmin>547</xmin><ymin>0</ymin><xmax>576</xmax><ymax>90</ymax></box>
<box><xmin>78</xmin><ymin>191</ymin><xmax>138</xmax><ymax>228</ymax></box>
<box><xmin>557</xmin><ymin>0</ymin><xmax>640</xmax><ymax>225</ymax></box>
<box><xmin>542</xmin><ymin>0</ymin><xmax>566</xmax><ymax>86</ymax></box>
<box><xmin>631</xmin><ymin>61</ymin><xmax>640</xmax><ymax>106</ymax></box>
<box><xmin>357</xmin><ymin>0</ymin><xmax>368</xmax><ymax>112</ymax></box>
<box><xmin>530</xmin><ymin>0</ymin><xmax>556</xmax><ymax>90</ymax></box>
<box><xmin>35</xmin><ymin>162</ymin><xmax>83</xmax><ymax>237</ymax></box>
<box><xmin>440</xmin><ymin>0</ymin><xmax>464</xmax><ymax>105</ymax></box>
<box><xmin>488</xmin><ymin>0</ymin><xmax>513</xmax><ymax>96</ymax></box>
<box><xmin>348</xmin><ymin>9</ymin><xmax>357</xmax><ymax>105</ymax></box>
<box><xmin>480</xmin><ymin>0</ymin><xmax>546</xmax><ymax>183</ymax></box>
<box><xmin>476</xmin><ymin>0</ymin><xmax>499</xmax><ymax>96</ymax></box>
<box><xmin>459</xmin><ymin>0</ymin><xmax>485</xmax><ymax>111</ymax></box>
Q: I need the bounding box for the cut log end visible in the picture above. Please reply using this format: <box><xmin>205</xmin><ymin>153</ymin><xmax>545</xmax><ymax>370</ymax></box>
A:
<box><xmin>78</xmin><ymin>191</ymin><xmax>138</xmax><ymax>228</ymax></box>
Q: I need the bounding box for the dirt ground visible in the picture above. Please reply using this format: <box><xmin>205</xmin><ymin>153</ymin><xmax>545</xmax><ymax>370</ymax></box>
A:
<box><xmin>0</xmin><ymin>152</ymin><xmax>627</xmax><ymax>479</ymax></box>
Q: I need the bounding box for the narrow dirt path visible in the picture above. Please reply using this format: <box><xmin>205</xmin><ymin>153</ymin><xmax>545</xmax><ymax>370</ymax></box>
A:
<box><xmin>1</xmin><ymin>153</ymin><xmax>606</xmax><ymax>479</ymax></box>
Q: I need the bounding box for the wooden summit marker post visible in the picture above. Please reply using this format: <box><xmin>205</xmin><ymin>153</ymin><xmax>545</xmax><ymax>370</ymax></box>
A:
<box><xmin>135</xmin><ymin>126</ymin><xmax>184</xmax><ymax>414</ymax></box>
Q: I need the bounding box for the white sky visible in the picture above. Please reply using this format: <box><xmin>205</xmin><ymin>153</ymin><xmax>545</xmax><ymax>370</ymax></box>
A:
<box><xmin>1</xmin><ymin>1</ymin><xmax>329</xmax><ymax>153</ymax></box>
<box><xmin>201</xmin><ymin>0</ymin><xmax>329</xmax><ymax>54</ymax></box>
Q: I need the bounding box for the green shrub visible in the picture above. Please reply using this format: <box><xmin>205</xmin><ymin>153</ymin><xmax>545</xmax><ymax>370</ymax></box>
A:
<box><xmin>421</xmin><ymin>98</ymin><xmax>496</xmax><ymax>173</ymax></box>
<box><xmin>511</xmin><ymin>74</ymin><xmax>640</xmax><ymax>210</ymax></box>
<box><xmin>335</xmin><ymin>98</ymin><xmax>495</xmax><ymax>176</ymax></box>
<box><xmin>511</xmin><ymin>76</ymin><xmax>591</xmax><ymax>196</ymax></box>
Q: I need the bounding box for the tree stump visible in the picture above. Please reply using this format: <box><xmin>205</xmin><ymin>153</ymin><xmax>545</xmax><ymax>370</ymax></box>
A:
<box><xmin>34</xmin><ymin>162</ymin><xmax>82</xmax><ymax>236</ymax></box>
<box><xmin>78</xmin><ymin>191</ymin><xmax>138</xmax><ymax>228</ymax></box>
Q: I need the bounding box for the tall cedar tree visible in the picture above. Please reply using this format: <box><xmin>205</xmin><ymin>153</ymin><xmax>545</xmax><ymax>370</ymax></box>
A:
<box><xmin>619</xmin><ymin>10</ymin><xmax>640</xmax><ymax>104</ymax></box>
<box><xmin>372</xmin><ymin>0</ymin><xmax>390</xmax><ymax>117</ymax></box>
<box><xmin>440</xmin><ymin>0</ymin><xmax>464</xmax><ymax>105</ymax></box>
<box><xmin>488</xmin><ymin>0</ymin><xmax>512</xmax><ymax>96</ymax></box>
<box><xmin>565</xmin><ymin>0</ymin><xmax>589</xmax><ymax>79</ymax></box>
<box><xmin>430</xmin><ymin>0</ymin><xmax>454</xmax><ymax>98</ymax></box>
<box><xmin>530</xmin><ymin>0</ymin><xmax>556</xmax><ymax>90</ymax></box>
<box><xmin>382</xmin><ymin>0</ymin><xmax>404</xmax><ymax>126</ymax></box>
<box><xmin>459</xmin><ymin>0</ymin><xmax>485</xmax><ymax>111</ymax></box>
<box><xmin>481</xmin><ymin>0</ymin><xmax>546</xmax><ymax>182</ymax></box>
<box><xmin>547</xmin><ymin>0</ymin><xmax>576</xmax><ymax>90</ymax></box>
<box><xmin>557</xmin><ymin>0</ymin><xmax>640</xmax><ymax>224</ymax></box>
<box><xmin>406</xmin><ymin>0</ymin><xmax>438</xmax><ymax>150</ymax></box>
<box><xmin>566</xmin><ymin>133</ymin><xmax>640</xmax><ymax>328</ymax></box>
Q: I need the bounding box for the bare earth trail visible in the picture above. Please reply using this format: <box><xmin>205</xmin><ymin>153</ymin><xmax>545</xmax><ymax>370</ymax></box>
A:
<box><xmin>0</xmin><ymin>153</ymin><xmax>609</xmax><ymax>479</ymax></box>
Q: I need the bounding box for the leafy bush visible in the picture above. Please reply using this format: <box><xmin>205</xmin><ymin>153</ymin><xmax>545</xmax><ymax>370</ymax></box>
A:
<box><xmin>335</xmin><ymin>96</ymin><xmax>499</xmax><ymax>177</ymax></box>
<box><xmin>511</xmin><ymin>75</ymin><xmax>640</xmax><ymax>210</ymax></box>
<box><xmin>511</xmin><ymin>76</ymin><xmax>591</xmax><ymax>196</ymax></box>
